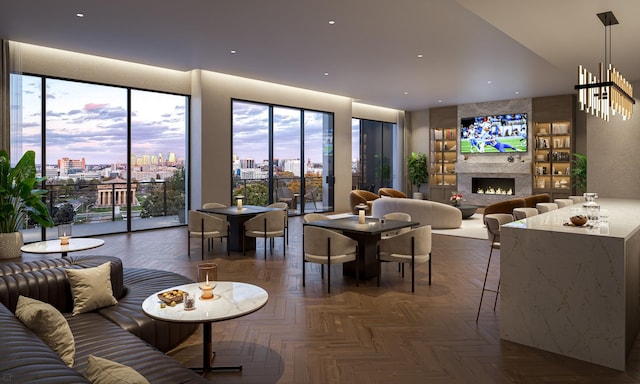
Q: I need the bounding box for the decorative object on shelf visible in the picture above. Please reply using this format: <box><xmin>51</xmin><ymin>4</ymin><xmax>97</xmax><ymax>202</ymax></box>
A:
<box><xmin>408</xmin><ymin>152</ymin><xmax>429</xmax><ymax>198</ymax></box>
<box><xmin>574</xmin><ymin>11</ymin><xmax>634</xmax><ymax>121</ymax></box>
<box><xmin>450</xmin><ymin>192</ymin><xmax>463</xmax><ymax>207</ymax></box>
<box><xmin>0</xmin><ymin>150</ymin><xmax>54</xmax><ymax>259</ymax></box>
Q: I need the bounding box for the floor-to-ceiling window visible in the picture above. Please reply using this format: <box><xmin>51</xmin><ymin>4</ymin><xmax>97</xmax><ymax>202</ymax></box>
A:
<box><xmin>351</xmin><ymin>118</ymin><xmax>396</xmax><ymax>192</ymax></box>
<box><xmin>232</xmin><ymin>100</ymin><xmax>334</xmax><ymax>214</ymax></box>
<box><xmin>9</xmin><ymin>74</ymin><xmax>188</xmax><ymax>242</ymax></box>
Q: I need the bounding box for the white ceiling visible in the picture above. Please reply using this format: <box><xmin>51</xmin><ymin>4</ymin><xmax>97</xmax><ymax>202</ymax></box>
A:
<box><xmin>1</xmin><ymin>0</ymin><xmax>638</xmax><ymax>111</ymax></box>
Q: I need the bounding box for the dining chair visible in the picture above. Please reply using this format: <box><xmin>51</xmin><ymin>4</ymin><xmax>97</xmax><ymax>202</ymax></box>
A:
<box><xmin>304</xmin><ymin>185</ymin><xmax>319</xmax><ymax>210</ymax></box>
<box><xmin>536</xmin><ymin>202</ymin><xmax>558</xmax><ymax>213</ymax></box>
<box><xmin>512</xmin><ymin>207</ymin><xmax>538</xmax><ymax>221</ymax></box>
<box><xmin>377</xmin><ymin>225</ymin><xmax>432</xmax><ymax>292</ymax></box>
<box><xmin>380</xmin><ymin>212</ymin><xmax>412</xmax><ymax>239</ymax></box>
<box><xmin>243</xmin><ymin>210</ymin><xmax>287</xmax><ymax>259</ymax></box>
<box><xmin>276</xmin><ymin>187</ymin><xmax>295</xmax><ymax>209</ymax></box>
<box><xmin>187</xmin><ymin>210</ymin><xmax>230</xmax><ymax>260</ymax></box>
<box><xmin>569</xmin><ymin>195</ymin><xmax>586</xmax><ymax>204</ymax></box>
<box><xmin>476</xmin><ymin>213</ymin><xmax>513</xmax><ymax>323</ymax></box>
<box><xmin>302</xmin><ymin>226</ymin><xmax>358</xmax><ymax>294</ymax></box>
<box><xmin>202</xmin><ymin>202</ymin><xmax>226</xmax><ymax>209</ymax></box>
<box><xmin>554</xmin><ymin>198</ymin><xmax>574</xmax><ymax>208</ymax></box>
<box><xmin>267</xmin><ymin>202</ymin><xmax>289</xmax><ymax>244</ymax></box>
<box><xmin>303</xmin><ymin>213</ymin><xmax>331</xmax><ymax>223</ymax></box>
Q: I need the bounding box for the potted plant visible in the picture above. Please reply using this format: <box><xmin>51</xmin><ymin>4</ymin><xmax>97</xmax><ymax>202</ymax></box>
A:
<box><xmin>571</xmin><ymin>153</ymin><xmax>587</xmax><ymax>194</ymax></box>
<box><xmin>407</xmin><ymin>152</ymin><xmax>429</xmax><ymax>199</ymax></box>
<box><xmin>0</xmin><ymin>150</ymin><xmax>54</xmax><ymax>259</ymax></box>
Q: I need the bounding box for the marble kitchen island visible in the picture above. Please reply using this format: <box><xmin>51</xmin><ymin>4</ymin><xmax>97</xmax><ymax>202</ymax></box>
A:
<box><xmin>500</xmin><ymin>198</ymin><xmax>640</xmax><ymax>370</ymax></box>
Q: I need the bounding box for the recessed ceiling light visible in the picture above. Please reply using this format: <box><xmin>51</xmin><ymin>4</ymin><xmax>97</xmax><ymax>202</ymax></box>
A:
<box><xmin>515</xmin><ymin>91</ymin><xmax>520</xmax><ymax>95</ymax></box>
<box><xmin>329</xmin><ymin>20</ymin><xmax>335</xmax><ymax>25</ymax></box>
<box><xmin>324</xmin><ymin>72</ymin><xmax>329</xmax><ymax>76</ymax></box>
<box><xmin>437</xmin><ymin>99</ymin><xmax>443</xmax><ymax>103</ymax></box>
<box><xmin>230</xmin><ymin>50</ymin><xmax>237</xmax><ymax>54</ymax></box>
<box><xmin>417</xmin><ymin>54</ymin><xmax>423</xmax><ymax>58</ymax></box>
<box><xmin>404</xmin><ymin>92</ymin><xmax>409</xmax><ymax>95</ymax></box>
<box><xmin>487</xmin><ymin>80</ymin><xmax>492</xmax><ymax>84</ymax></box>
<box><xmin>76</xmin><ymin>13</ymin><xmax>84</xmax><ymax>18</ymax></box>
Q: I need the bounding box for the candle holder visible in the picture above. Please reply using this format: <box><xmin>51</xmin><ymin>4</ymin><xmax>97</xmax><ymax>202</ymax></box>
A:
<box><xmin>200</xmin><ymin>285</ymin><xmax>214</xmax><ymax>300</ymax></box>
<box><xmin>356</xmin><ymin>204</ymin><xmax>367</xmax><ymax>224</ymax></box>
<box><xmin>197</xmin><ymin>263</ymin><xmax>218</xmax><ymax>289</ymax></box>
<box><xmin>235</xmin><ymin>195</ymin><xmax>244</xmax><ymax>210</ymax></box>
<box><xmin>58</xmin><ymin>223</ymin><xmax>72</xmax><ymax>245</ymax></box>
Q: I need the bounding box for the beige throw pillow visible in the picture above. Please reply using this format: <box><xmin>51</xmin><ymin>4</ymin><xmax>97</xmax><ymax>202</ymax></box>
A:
<box><xmin>15</xmin><ymin>295</ymin><xmax>75</xmax><ymax>367</ymax></box>
<box><xmin>66</xmin><ymin>261</ymin><xmax>118</xmax><ymax>315</ymax></box>
<box><xmin>86</xmin><ymin>355</ymin><xmax>150</xmax><ymax>384</ymax></box>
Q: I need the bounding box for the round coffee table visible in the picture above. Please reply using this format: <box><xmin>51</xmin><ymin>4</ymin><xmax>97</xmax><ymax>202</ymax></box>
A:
<box><xmin>20</xmin><ymin>238</ymin><xmax>105</xmax><ymax>257</ymax></box>
<box><xmin>456</xmin><ymin>204</ymin><xmax>478</xmax><ymax>219</ymax></box>
<box><xmin>142</xmin><ymin>281</ymin><xmax>268</xmax><ymax>374</ymax></box>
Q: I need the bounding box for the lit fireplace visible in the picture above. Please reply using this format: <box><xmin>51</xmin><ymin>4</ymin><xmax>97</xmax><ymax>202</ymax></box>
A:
<box><xmin>472</xmin><ymin>177</ymin><xmax>515</xmax><ymax>195</ymax></box>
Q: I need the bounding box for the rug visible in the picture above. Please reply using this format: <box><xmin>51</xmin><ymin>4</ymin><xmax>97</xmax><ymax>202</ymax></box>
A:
<box><xmin>431</xmin><ymin>213</ymin><xmax>488</xmax><ymax>240</ymax></box>
<box><xmin>327</xmin><ymin>212</ymin><xmax>488</xmax><ymax>240</ymax></box>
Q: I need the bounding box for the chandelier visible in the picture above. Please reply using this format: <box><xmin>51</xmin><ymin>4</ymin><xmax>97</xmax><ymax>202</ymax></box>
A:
<box><xmin>574</xmin><ymin>11</ymin><xmax>634</xmax><ymax>121</ymax></box>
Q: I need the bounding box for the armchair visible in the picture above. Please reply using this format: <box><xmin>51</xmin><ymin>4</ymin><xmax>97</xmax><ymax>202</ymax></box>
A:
<box><xmin>349</xmin><ymin>190</ymin><xmax>379</xmax><ymax>214</ymax></box>
<box><xmin>187</xmin><ymin>210</ymin><xmax>230</xmax><ymax>260</ymax></box>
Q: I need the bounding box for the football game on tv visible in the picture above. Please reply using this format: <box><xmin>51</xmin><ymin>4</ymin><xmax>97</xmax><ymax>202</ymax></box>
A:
<box><xmin>459</xmin><ymin>113</ymin><xmax>528</xmax><ymax>153</ymax></box>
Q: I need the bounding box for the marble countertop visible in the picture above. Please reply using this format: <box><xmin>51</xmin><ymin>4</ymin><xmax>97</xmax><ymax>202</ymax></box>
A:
<box><xmin>503</xmin><ymin>198</ymin><xmax>640</xmax><ymax>239</ymax></box>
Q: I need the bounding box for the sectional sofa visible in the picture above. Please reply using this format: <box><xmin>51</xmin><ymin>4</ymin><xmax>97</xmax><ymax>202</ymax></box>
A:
<box><xmin>0</xmin><ymin>255</ymin><xmax>208</xmax><ymax>384</ymax></box>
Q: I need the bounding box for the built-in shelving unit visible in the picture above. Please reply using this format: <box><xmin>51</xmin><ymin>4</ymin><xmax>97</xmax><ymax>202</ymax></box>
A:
<box><xmin>429</xmin><ymin>106</ymin><xmax>458</xmax><ymax>202</ymax></box>
<box><xmin>531</xmin><ymin>95</ymin><xmax>577</xmax><ymax>200</ymax></box>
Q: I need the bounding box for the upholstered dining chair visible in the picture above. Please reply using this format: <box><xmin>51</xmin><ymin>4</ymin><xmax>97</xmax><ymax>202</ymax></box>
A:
<box><xmin>536</xmin><ymin>202</ymin><xmax>558</xmax><ymax>213</ymax></box>
<box><xmin>243</xmin><ymin>210</ymin><xmax>287</xmax><ymax>259</ymax></box>
<box><xmin>380</xmin><ymin>212</ymin><xmax>412</xmax><ymax>239</ymax></box>
<box><xmin>276</xmin><ymin>187</ymin><xmax>296</xmax><ymax>209</ymax></box>
<box><xmin>377</xmin><ymin>225</ymin><xmax>432</xmax><ymax>292</ymax></box>
<box><xmin>303</xmin><ymin>226</ymin><xmax>358</xmax><ymax>294</ymax></box>
<box><xmin>202</xmin><ymin>202</ymin><xmax>226</xmax><ymax>209</ymax></box>
<box><xmin>554</xmin><ymin>198</ymin><xmax>574</xmax><ymax>208</ymax></box>
<box><xmin>569</xmin><ymin>195</ymin><xmax>586</xmax><ymax>204</ymax></box>
<box><xmin>512</xmin><ymin>207</ymin><xmax>538</xmax><ymax>221</ymax></box>
<box><xmin>267</xmin><ymin>202</ymin><xmax>289</xmax><ymax>243</ymax></box>
<box><xmin>187</xmin><ymin>210</ymin><xmax>230</xmax><ymax>260</ymax></box>
<box><xmin>476</xmin><ymin>213</ymin><xmax>513</xmax><ymax>323</ymax></box>
<box><xmin>303</xmin><ymin>213</ymin><xmax>331</xmax><ymax>223</ymax></box>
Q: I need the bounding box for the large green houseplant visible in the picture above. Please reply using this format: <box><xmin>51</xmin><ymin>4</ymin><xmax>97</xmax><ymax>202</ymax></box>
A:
<box><xmin>571</xmin><ymin>153</ymin><xmax>587</xmax><ymax>194</ymax></box>
<box><xmin>0</xmin><ymin>150</ymin><xmax>54</xmax><ymax>259</ymax></box>
<box><xmin>407</xmin><ymin>152</ymin><xmax>429</xmax><ymax>199</ymax></box>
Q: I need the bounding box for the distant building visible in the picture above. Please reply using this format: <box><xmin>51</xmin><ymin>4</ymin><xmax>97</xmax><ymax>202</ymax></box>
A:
<box><xmin>96</xmin><ymin>178</ymin><xmax>139</xmax><ymax>207</ymax></box>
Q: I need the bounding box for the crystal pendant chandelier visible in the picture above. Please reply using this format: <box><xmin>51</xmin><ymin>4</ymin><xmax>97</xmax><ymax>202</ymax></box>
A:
<box><xmin>574</xmin><ymin>11</ymin><xmax>634</xmax><ymax>121</ymax></box>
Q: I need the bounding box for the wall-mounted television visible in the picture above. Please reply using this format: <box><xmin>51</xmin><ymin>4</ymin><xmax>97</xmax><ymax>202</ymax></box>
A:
<box><xmin>459</xmin><ymin>113</ymin><xmax>528</xmax><ymax>153</ymax></box>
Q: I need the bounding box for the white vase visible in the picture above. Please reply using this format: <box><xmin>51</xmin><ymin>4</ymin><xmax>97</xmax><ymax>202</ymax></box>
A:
<box><xmin>0</xmin><ymin>232</ymin><xmax>24</xmax><ymax>259</ymax></box>
<box><xmin>412</xmin><ymin>192</ymin><xmax>424</xmax><ymax>200</ymax></box>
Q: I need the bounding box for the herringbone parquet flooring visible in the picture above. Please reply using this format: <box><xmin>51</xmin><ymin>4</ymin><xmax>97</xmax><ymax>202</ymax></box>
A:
<box><xmin>19</xmin><ymin>216</ymin><xmax>640</xmax><ymax>383</ymax></box>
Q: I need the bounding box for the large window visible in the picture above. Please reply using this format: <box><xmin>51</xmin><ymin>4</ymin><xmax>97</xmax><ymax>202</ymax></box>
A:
<box><xmin>352</xmin><ymin>118</ymin><xmax>397</xmax><ymax>192</ymax></box>
<box><xmin>9</xmin><ymin>74</ymin><xmax>188</xmax><ymax>241</ymax></box>
<box><xmin>232</xmin><ymin>100</ymin><xmax>334</xmax><ymax>214</ymax></box>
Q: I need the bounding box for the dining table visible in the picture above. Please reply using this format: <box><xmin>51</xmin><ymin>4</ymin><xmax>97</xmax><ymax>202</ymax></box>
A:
<box><xmin>198</xmin><ymin>205</ymin><xmax>282</xmax><ymax>252</ymax></box>
<box><xmin>303</xmin><ymin>216</ymin><xmax>419</xmax><ymax>279</ymax></box>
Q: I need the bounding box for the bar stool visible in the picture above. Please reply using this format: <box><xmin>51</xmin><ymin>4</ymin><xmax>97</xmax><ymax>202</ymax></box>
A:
<box><xmin>512</xmin><ymin>207</ymin><xmax>538</xmax><ymax>221</ymax></box>
<box><xmin>554</xmin><ymin>198</ymin><xmax>574</xmax><ymax>208</ymax></box>
<box><xmin>536</xmin><ymin>202</ymin><xmax>558</xmax><ymax>213</ymax></box>
<box><xmin>476</xmin><ymin>213</ymin><xmax>513</xmax><ymax>323</ymax></box>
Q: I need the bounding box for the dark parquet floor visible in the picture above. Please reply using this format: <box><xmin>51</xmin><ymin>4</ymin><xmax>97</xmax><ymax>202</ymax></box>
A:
<box><xmin>17</xmin><ymin>216</ymin><xmax>640</xmax><ymax>383</ymax></box>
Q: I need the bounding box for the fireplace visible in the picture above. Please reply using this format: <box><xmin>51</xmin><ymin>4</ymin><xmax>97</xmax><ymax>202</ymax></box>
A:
<box><xmin>472</xmin><ymin>177</ymin><xmax>515</xmax><ymax>195</ymax></box>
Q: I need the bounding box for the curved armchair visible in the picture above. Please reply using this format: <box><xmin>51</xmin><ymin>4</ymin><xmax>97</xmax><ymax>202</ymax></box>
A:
<box><xmin>349</xmin><ymin>190</ymin><xmax>379</xmax><ymax>214</ymax></box>
<box><xmin>378</xmin><ymin>188</ymin><xmax>407</xmax><ymax>198</ymax></box>
<box><xmin>243</xmin><ymin>210</ymin><xmax>287</xmax><ymax>259</ymax></box>
<box><xmin>303</xmin><ymin>226</ymin><xmax>358</xmax><ymax>294</ymax></box>
<box><xmin>187</xmin><ymin>210</ymin><xmax>230</xmax><ymax>260</ymax></box>
<box><xmin>377</xmin><ymin>225</ymin><xmax>432</xmax><ymax>292</ymax></box>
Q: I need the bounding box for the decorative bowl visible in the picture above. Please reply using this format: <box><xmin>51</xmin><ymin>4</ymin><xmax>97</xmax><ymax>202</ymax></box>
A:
<box><xmin>570</xmin><ymin>215</ymin><xmax>588</xmax><ymax>227</ymax></box>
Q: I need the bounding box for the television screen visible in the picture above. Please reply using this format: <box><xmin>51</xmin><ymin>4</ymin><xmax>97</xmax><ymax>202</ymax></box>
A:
<box><xmin>459</xmin><ymin>113</ymin><xmax>528</xmax><ymax>153</ymax></box>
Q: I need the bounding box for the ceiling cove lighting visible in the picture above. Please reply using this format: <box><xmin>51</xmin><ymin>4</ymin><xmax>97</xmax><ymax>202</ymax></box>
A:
<box><xmin>575</xmin><ymin>11</ymin><xmax>634</xmax><ymax>121</ymax></box>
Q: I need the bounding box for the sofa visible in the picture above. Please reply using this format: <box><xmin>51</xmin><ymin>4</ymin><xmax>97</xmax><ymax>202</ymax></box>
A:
<box><xmin>371</xmin><ymin>197</ymin><xmax>462</xmax><ymax>229</ymax></box>
<box><xmin>0</xmin><ymin>255</ymin><xmax>208</xmax><ymax>384</ymax></box>
<box><xmin>350</xmin><ymin>189</ymin><xmax>379</xmax><ymax>214</ymax></box>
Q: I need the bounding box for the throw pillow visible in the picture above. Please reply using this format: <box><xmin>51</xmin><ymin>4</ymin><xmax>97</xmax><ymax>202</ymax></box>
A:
<box><xmin>66</xmin><ymin>261</ymin><xmax>118</xmax><ymax>315</ymax></box>
<box><xmin>15</xmin><ymin>295</ymin><xmax>75</xmax><ymax>367</ymax></box>
<box><xmin>86</xmin><ymin>355</ymin><xmax>150</xmax><ymax>384</ymax></box>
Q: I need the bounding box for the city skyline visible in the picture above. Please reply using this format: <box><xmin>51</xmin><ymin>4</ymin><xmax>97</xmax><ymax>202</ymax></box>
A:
<box><xmin>11</xmin><ymin>74</ymin><xmax>187</xmax><ymax>166</ymax></box>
